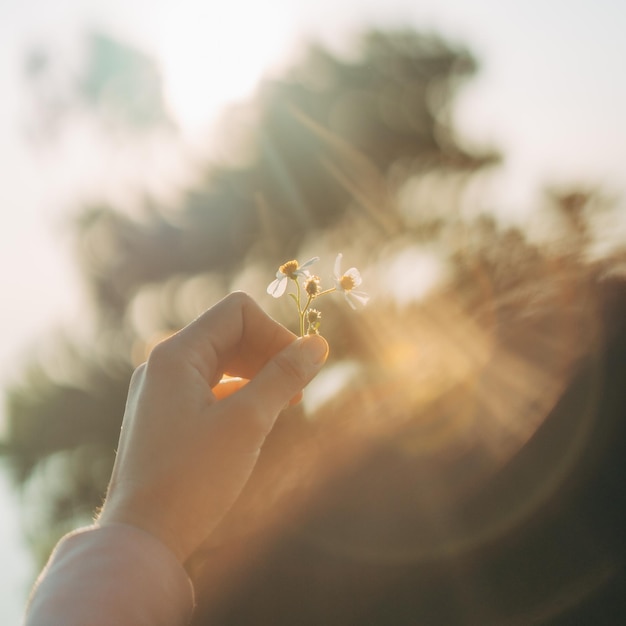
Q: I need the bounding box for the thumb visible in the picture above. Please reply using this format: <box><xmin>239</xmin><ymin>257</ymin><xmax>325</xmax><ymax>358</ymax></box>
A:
<box><xmin>253</xmin><ymin>334</ymin><xmax>328</xmax><ymax>413</ymax></box>
<box><xmin>214</xmin><ymin>334</ymin><xmax>328</xmax><ymax>444</ymax></box>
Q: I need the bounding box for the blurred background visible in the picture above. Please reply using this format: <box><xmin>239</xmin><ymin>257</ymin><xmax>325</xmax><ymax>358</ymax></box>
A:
<box><xmin>1</xmin><ymin>0</ymin><xmax>625</xmax><ymax>623</ymax></box>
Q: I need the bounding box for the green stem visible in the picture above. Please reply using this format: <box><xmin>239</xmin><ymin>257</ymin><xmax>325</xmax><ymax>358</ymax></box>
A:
<box><xmin>295</xmin><ymin>279</ymin><xmax>304</xmax><ymax>337</ymax></box>
<box><xmin>303</xmin><ymin>294</ymin><xmax>313</xmax><ymax>316</ymax></box>
<box><xmin>316</xmin><ymin>287</ymin><xmax>337</xmax><ymax>297</ymax></box>
<box><xmin>301</xmin><ymin>294</ymin><xmax>313</xmax><ymax>335</ymax></box>
<box><xmin>292</xmin><ymin>284</ymin><xmax>337</xmax><ymax>337</ymax></box>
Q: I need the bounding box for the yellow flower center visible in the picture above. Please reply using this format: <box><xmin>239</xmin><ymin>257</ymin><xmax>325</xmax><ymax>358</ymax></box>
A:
<box><xmin>279</xmin><ymin>260</ymin><xmax>299</xmax><ymax>278</ymax></box>
<box><xmin>340</xmin><ymin>275</ymin><xmax>356</xmax><ymax>291</ymax></box>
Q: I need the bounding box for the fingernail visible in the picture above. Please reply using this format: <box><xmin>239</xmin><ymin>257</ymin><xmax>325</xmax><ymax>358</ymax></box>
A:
<box><xmin>299</xmin><ymin>334</ymin><xmax>329</xmax><ymax>366</ymax></box>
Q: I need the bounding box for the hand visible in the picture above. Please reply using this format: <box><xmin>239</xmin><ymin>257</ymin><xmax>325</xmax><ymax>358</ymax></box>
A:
<box><xmin>97</xmin><ymin>292</ymin><xmax>328</xmax><ymax>563</ymax></box>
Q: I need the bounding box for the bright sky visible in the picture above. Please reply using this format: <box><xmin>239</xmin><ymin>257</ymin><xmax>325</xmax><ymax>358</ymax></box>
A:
<box><xmin>1</xmin><ymin>0</ymin><xmax>625</xmax><ymax>620</ymax></box>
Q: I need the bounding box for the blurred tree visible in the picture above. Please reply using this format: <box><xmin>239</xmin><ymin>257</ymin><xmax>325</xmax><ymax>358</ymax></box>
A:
<box><xmin>74</xmin><ymin>29</ymin><xmax>496</xmax><ymax>324</ymax></box>
<box><xmin>78</xmin><ymin>31</ymin><xmax>172</xmax><ymax>130</ymax></box>
<box><xmin>23</xmin><ymin>30</ymin><xmax>172</xmax><ymax>141</ymax></box>
<box><xmin>4</xmin><ymin>25</ymin><xmax>626</xmax><ymax>624</ymax></box>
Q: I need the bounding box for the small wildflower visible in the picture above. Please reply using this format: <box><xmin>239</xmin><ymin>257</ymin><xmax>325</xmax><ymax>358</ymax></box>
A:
<box><xmin>307</xmin><ymin>308</ymin><xmax>322</xmax><ymax>323</ymax></box>
<box><xmin>267</xmin><ymin>256</ymin><xmax>319</xmax><ymax>298</ymax></box>
<box><xmin>333</xmin><ymin>253</ymin><xmax>369</xmax><ymax>310</ymax></box>
<box><xmin>306</xmin><ymin>308</ymin><xmax>322</xmax><ymax>334</ymax></box>
<box><xmin>267</xmin><ymin>252</ymin><xmax>368</xmax><ymax>337</ymax></box>
<box><xmin>304</xmin><ymin>275</ymin><xmax>321</xmax><ymax>297</ymax></box>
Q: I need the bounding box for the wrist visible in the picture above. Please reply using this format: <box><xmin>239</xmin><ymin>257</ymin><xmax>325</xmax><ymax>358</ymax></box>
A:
<box><xmin>97</xmin><ymin>502</ymin><xmax>190</xmax><ymax>564</ymax></box>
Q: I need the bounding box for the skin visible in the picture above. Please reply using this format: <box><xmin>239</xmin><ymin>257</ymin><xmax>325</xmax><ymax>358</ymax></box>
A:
<box><xmin>98</xmin><ymin>292</ymin><xmax>328</xmax><ymax>564</ymax></box>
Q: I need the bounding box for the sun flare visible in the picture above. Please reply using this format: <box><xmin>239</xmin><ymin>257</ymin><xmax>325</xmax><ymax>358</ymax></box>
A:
<box><xmin>153</xmin><ymin>2</ymin><xmax>292</xmax><ymax>134</ymax></box>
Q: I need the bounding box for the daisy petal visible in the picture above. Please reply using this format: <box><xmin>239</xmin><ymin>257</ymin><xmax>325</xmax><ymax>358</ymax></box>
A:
<box><xmin>334</xmin><ymin>253</ymin><xmax>343</xmax><ymax>278</ymax></box>
<box><xmin>350</xmin><ymin>291</ymin><xmax>370</xmax><ymax>306</ymax></box>
<box><xmin>267</xmin><ymin>276</ymin><xmax>288</xmax><ymax>297</ymax></box>
<box><xmin>344</xmin><ymin>292</ymin><xmax>358</xmax><ymax>310</ymax></box>
<box><xmin>298</xmin><ymin>256</ymin><xmax>320</xmax><ymax>273</ymax></box>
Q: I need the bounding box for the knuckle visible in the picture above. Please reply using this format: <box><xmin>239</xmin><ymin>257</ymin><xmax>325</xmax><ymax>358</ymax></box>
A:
<box><xmin>225</xmin><ymin>290</ymin><xmax>253</xmax><ymax>309</ymax></box>
<box><xmin>131</xmin><ymin>362</ymin><xmax>147</xmax><ymax>381</ymax></box>
<box><xmin>145</xmin><ymin>338</ymin><xmax>179</xmax><ymax>373</ymax></box>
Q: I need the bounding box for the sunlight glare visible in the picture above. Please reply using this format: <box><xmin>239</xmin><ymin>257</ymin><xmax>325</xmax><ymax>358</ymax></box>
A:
<box><xmin>153</xmin><ymin>2</ymin><xmax>292</xmax><ymax>135</ymax></box>
<box><xmin>380</xmin><ymin>246</ymin><xmax>446</xmax><ymax>306</ymax></box>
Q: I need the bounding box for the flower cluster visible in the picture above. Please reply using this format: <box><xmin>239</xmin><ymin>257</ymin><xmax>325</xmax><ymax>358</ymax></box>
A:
<box><xmin>267</xmin><ymin>253</ymin><xmax>369</xmax><ymax>336</ymax></box>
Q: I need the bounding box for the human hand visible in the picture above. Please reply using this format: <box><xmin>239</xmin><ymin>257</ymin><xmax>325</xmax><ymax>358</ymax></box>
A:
<box><xmin>97</xmin><ymin>292</ymin><xmax>328</xmax><ymax>563</ymax></box>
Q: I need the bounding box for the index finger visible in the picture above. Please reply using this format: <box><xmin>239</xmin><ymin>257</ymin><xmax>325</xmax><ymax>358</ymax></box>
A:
<box><xmin>171</xmin><ymin>291</ymin><xmax>297</xmax><ymax>386</ymax></box>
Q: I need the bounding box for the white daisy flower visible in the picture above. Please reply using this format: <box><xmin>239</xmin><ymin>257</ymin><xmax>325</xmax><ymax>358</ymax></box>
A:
<box><xmin>333</xmin><ymin>253</ymin><xmax>369</xmax><ymax>309</ymax></box>
<box><xmin>267</xmin><ymin>256</ymin><xmax>319</xmax><ymax>298</ymax></box>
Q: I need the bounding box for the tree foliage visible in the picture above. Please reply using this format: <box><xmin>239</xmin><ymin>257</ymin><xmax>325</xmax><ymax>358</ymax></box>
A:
<box><xmin>23</xmin><ymin>30</ymin><xmax>171</xmax><ymax>140</ymax></box>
